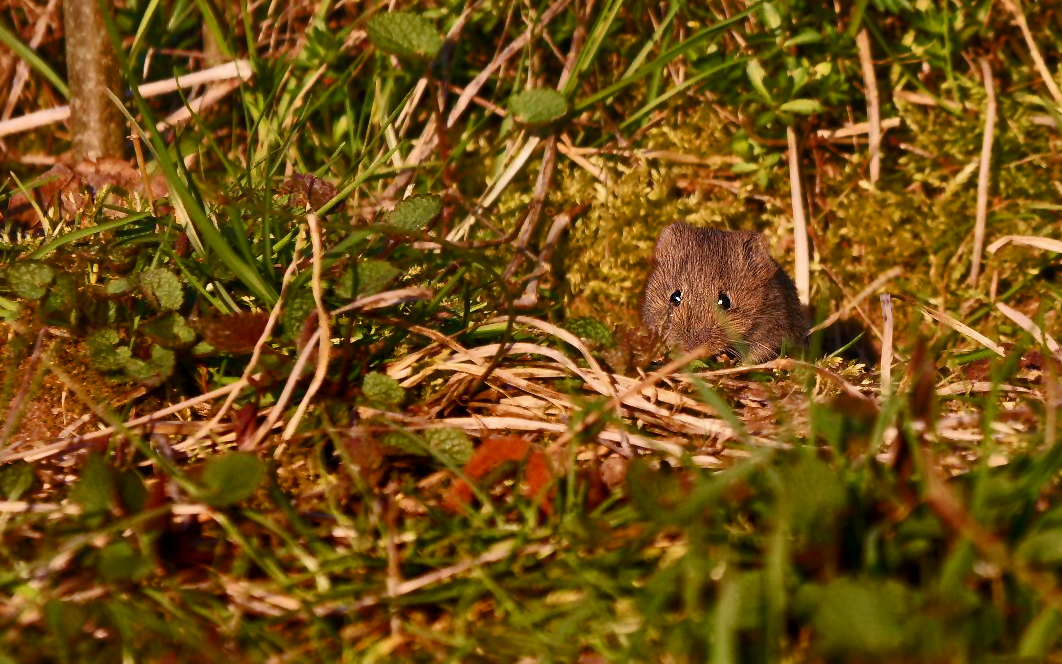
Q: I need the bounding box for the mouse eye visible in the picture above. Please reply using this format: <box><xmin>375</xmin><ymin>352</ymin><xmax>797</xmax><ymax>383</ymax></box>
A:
<box><xmin>717</xmin><ymin>292</ymin><xmax>731</xmax><ymax>311</ymax></box>
<box><xmin>669</xmin><ymin>289</ymin><xmax>682</xmax><ymax>306</ymax></box>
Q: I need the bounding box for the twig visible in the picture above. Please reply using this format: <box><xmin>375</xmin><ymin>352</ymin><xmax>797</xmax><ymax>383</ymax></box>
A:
<box><xmin>787</xmin><ymin>127</ymin><xmax>810</xmax><ymax>307</ymax></box>
<box><xmin>0</xmin><ymin>60</ymin><xmax>253</xmax><ymax>138</ymax></box>
<box><xmin>968</xmin><ymin>58</ymin><xmax>996</xmax><ymax>285</ymax></box>
<box><xmin>880</xmin><ymin>294</ymin><xmax>894</xmax><ymax>397</ymax></box>
<box><xmin>183</xmin><ymin>243</ymin><xmax>303</xmax><ymax>450</ymax></box>
<box><xmin>856</xmin><ymin>29</ymin><xmax>881</xmax><ymax>182</ymax></box>
<box><xmin>283</xmin><ymin>214</ymin><xmax>330</xmax><ymax>440</ymax></box>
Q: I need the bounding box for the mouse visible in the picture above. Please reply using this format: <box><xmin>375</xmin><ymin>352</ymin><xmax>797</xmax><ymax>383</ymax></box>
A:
<box><xmin>641</xmin><ymin>222</ymin><xmax>808</xmax><ymax>363</ymax></box>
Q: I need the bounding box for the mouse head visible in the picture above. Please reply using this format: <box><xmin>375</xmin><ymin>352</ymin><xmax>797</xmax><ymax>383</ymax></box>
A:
<box><xmin>641</xmin><ymin>222</ymin><xmax>785</xmax><ymax>359</ymax></box>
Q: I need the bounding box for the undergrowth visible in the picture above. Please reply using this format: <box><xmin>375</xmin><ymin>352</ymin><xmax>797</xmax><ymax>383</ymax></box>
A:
<box><xmin>0</xmin><ymin>0</ymin><xmax>1060</xmax><ymax>661</ymax></box>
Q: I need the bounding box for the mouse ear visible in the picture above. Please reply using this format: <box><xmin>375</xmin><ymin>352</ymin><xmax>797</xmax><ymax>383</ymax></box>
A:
<box><xmin>737</xmin><ymin>231</ymin><xmax>777</xmax><ymax>273</ymax></box>
<box><xmin>653</xmin><ymin>222</ymin><xmax>689</xmax><ymax>258</ymax></box>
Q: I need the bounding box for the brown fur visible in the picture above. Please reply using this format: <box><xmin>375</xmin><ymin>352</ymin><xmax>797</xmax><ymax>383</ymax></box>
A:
<box><xmin>641</xmin><ymin>222</ymin><xmax>808</xmax><ymax>363</ymax></box>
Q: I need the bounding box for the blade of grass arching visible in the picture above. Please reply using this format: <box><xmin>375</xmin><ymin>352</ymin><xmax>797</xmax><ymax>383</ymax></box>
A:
<box><xmin>28</xmin><ymin>211</ymin><xmax>155</xmax><ymax>258</ymax></box>
<box><xmin>562</xmin><ymin>0</ymin><xmax>625</xmax><ymax>96</ymax></box>
<box><xmin>129</xmin><ymin>0</ymin><xmax>162</xmax><ymax>59</ymax></box>
<box><xmin>618</xmin><ymin>57</ymin><xmax>748</xmax><ymax>130</ymax></box>
<box><xmin>844</xmin><ymin>0</ymin><xmax>871</xmax><ymax>38</ymax></box>
<box><xmin>192</xmin><ymin>0</ymin><xmax>234</xmax><ymax>60</ymax></box>
<box><xmin>222</xmin><ymin>204</ymin><xmax>260</xmax><ymax>271</ymax></box>
<box><xmin>621</xmin><ymin>2</ymin><xmax>678</xmax><ymax>78</ymax></box>
<box><xmin>573</xmin><ymin>1</ymin><xmax>762</xmax><ymax>112</ymax></box>
<box><xmin>0</xmin><ymin>21</ymin><xmax>68</xmax><ymax>98</ymax></box>
<box><xmin>107</xmin><ymin>84</ymin><xmax>277</xmax><ymax>305</ymax></box>
<box><xmin>171</xmin><ymin>84</ymin><xmax>242</xmax><ymax>181</ymax></box>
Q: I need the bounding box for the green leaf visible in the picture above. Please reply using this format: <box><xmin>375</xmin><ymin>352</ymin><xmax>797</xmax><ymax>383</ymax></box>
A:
<box><xmin>138</xmin><ymin>268</ymin><xmax>184</xmax><ymax>311</ymax></box>
<box><xmin>778</xmin><ymin>98</ymin><xmax>823</xmax><ymax>114</ymax></box>
<box><xmin>282</xmin><ymin>288</ymin><xmax>316</xmax><ymax>339</ymax></box>
<box><xmin>785</xmin><ymin>456</ymin><xmax>846</xmax><ymax>536</ymax></box>
<box><xmin>564</xmin><ymin>317</ymin><xmax>614</xmax><ymax>347</ymax></box>
<box><xmin>97</xmin><ymin>541</ymin><xmax>152</xmax><ymax>581</ymax></box>
<box><xmin>762</xmin><ymin>1</ymin><xmax>782</xmax><ymax>29</ymax></box>
<box><xmin>71</xmin><ymin>453</ymin><xmax>116</xmax><ymax>516</ymax></box>
<box><xmin>357</xmin><ymin>259</ymin><xmax>400</xmax><ymax>296</ymax></box>
<box><xmin>730</xmin><ymin>161</ymin><xmax>759</xmax><ymax>175</ymax></box>
<box><xmin>425</xmin><ymin>428</ymin><xmax>474</xmax><ymax>465</ymax></box>
<box><xmin>1018</xmin><ymin>530</ymin><xmax>1062</xmax><ymax>565</ymax></box>
<box><xmin>509</xmin><ymin>89</ymin><xmax>569</xmax><ymax>125</ymax></box>
<box><xmin>801</xmin><ymin>579</ymin><xmax>907</xmax><ymax>655</ymax></box>
<box><xmin>746</xmin><ymin>60</ymin><xmax>771</xmax><ymax>102</ymax></box>
<box><xmin>122</xmin><ymin>344</ymin><xmax>175</xmax><ymax>386</ymax></box>
<box><xmin>366</xmin><ymin>11</ymin><xmax>442</xmax><ymax>61</ymax></box>
<box><xmin>0</xmin><ymin>461</ymin><xmax>35</xmax><ymax>500</ymax></box>
<box><xmin>1019</xmin><ymin>607</ymin><xmax>1062</xmax><ymax>658</ymax></box>
<box><xmin>362</xmin><ymin>372</ymin><xmax>405</xmax><ymax>409</ymax></box>
<box><xmin>87</xmin><ymin>328</ymin><xmax>132</xmax><ymax>372</ymax></box>
<box><xmin>389</xmin><ymin>194</ymin><xmax>442</xmax><ymax>232</ymax></box>
<box><xmin>784</xmin><ymin>29</ymin><xmax>822</xmax><ymax>47</ymax></box>
<box><xmin>106</xmin><ymin>277</ymin><xmax>134</xmax><ymax>295</ymax></box>
<box><xmin>199</xmin><ymin>453</ymin><xmax>267</xmax><ymax>507</ymax></box>
<box><xmin>7</xmin><ymin>261</ymin><xmax>54</xmax><ymax>300</ymax></box>
<box><xmin>142</xmin><ymin>312</ymin><xmax>197</xmax><ymax>347</ymax></box>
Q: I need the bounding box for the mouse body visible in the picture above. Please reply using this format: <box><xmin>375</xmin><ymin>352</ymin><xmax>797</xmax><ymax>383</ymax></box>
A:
<box><xmin>641</xmin><ymin>222</ymin><xmax>808</xmax><ymax>363</ymax></box>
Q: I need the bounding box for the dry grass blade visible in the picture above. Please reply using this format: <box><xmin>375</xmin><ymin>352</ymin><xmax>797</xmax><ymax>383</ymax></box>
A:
<box><xmin>283</xmin><ymin>213</ymin><xmax>330</xmax><ymax>440</ymax></box>
<box><xmin>967</xmin><ymin>58</ymin><xmax>996</xmax><ymax>285</ymax></box>
<box><xmin>987</xmin><ymin>235</ymin><xmax>1062</xmax><ymax>254</ymax></box>
<box><xmin>810</xmin><ymin>266</ymin><xmax>902</xmax><ymax>333</ymax></box>
<box><xmin>787</xmin><ymin>126</ymin><xmax>810</xmax><ymax>306</ymax></box>
<box><xmin>881</xmin><ymin>294</ymin><xmax>894</xmax><ymax>396</ymax></box>
<box><xmin>1001</xmin><ymin>0</ymin><xmax>1062</xmax><ymax>106</ymax></box>
<box><xmin>997</xmin><ymin>302</ymin><xmax>1061</xmax><ymax>358</ymax></box>
<box><xmin>856</xmin><ymin>29</ymin><xmax>881</xmax><ymax>182</ymax></box>
<box><xmin>901</xmin><ymin>297</ymin><xmax>1005</xmax><ymax>356</ymax></box>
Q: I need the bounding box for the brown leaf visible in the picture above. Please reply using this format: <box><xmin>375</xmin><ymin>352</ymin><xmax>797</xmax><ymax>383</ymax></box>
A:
<box><xmin>192</xmin><ymin>312</ymin><xmax>271</xmax><ymax>353</ymax></box>
<box><xmin>342</xmin><ymin>428</ymin><xmax>385</xmax><ymax>488</ymax></box>
<box><xmin>280</xmin><ymin>172</ymin><xmax>339</xmax><ymax>210</ymax></box>
<box><xmin>444</xmin><ymin>435</ymin><xmax>554</xmax><ymax>514</ymax></box>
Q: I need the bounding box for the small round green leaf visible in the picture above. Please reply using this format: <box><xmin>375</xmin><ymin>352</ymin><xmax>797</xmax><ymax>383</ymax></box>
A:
<box><xmin>367</xmin><ymin>12</ymin><xmax>442</xmax><ymax>61</ymax></box>
<box><xmin>424</xmin><ymin>428</ymin><xmax>473</xmax><ymax>466</ymax></box>
<box><xmin>389</xmin><ymin>194</ymin><xmax>442</xmax><ymax>232</ymax></box>
<box><xmin>87</xmin><ymin>328</ymin><xmax>132</xmax><ymax>372</ymax></box>
<box><xmin>105</xmin><ymin>277</ymin><xmax>134</xmax><ymax>296</ymax></box>
<box><xmin>7</xmin><ymin>261</ymin><xmax>54</xmax><ymax>300</ymax></box>
<box><xmin>199</xmin><ymin>453</ymin><xmax>267</xmax><ymax>507</ymax></box>
<box><xmin>139</xmin><ymin>268</ymin><xmax>183</xmax><ymax>311</ymax></box>
<box><xmin>123</xmin><ymin>344</ymin><xmax>176</xmax><ymax>386</ymax></box>
<box><xmin>509</xmin><ymin>89</ymin><xmax>568</xmax><ymax>125</ymax></box>
<box><xmin>362</xmin><ymin>371</ymin><xmax>405</xmax><ymax>409</ymax></box>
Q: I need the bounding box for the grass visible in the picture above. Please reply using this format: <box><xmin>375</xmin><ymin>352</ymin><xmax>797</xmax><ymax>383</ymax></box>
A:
<box><xmin>0</xmin><ymin>0</ymin><xmax>1061</xmax><ymax>661</ymax></box>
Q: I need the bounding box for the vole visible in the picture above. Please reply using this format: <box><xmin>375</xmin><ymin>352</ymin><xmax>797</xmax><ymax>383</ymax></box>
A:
<box><xmin>641</xmin><ymin>222</ymin><xmax>808</xmax><ymax>363</ymax></box>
